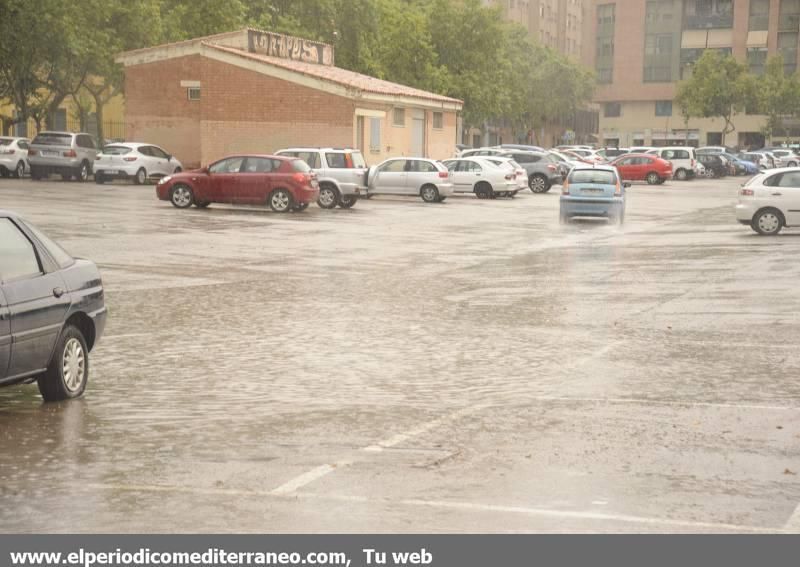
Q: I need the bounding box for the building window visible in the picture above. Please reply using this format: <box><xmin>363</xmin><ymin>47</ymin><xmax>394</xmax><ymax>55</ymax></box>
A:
<box><xmin>187</xmin><ymin>87</ymin><xmax>201</xmax><ymax>101</ymax></box>
<box><xmin>432</xmin><ymin>112</ymin><xmax>443</xmax><ymax>130</ymax></box>
<box><xmin>748</xmin><ymin>0</ymin><xmax>769</xmax><ymax>30</ymax></box>
<box><xmin>597</xmin><ymin>68</ymin><xmax>613</xmax><ymax>84</ymax></box>
<box><xmin>393</xmin><ymin>108</ymin><xmax>405</xmax><ymax>127</ymax></box>
<box><xmin>595</xmin><ymin>4</ymin><xmax>615</xmax><ymax>84</ymax></box>
<box><xmin>646</xmin><ymin>0</ymin><xmax>675</xmax><ymax>25</ymax></box>
<box><xmin>369</xmin><ymin>117</ymin><xmax>381</xmax><ymax>152</ymax></box>
<box><xmin>604</xmin><ymin>102</ymin><xmax>621</xmax><ymax>118</ymax></box>
<box><xmin>655</xmin><ymin>101</ymin><xmax>673</xmax><ymax>116</ymax></box>
<box><xmin>747</xmin><ymin>47</ymin><xmax>768</xmax><ymax>74</ymax></box>
<box><xmin>597</xmin><ymin>3</ymin><xmax>615</xmax><ymax>25</ymax></box>
<box><xmin>778</xmin><ymin>31</ymin><xmax>799</xmax><ymax>74</ymax></box>
<box><xmin>684</xmin><ymin>0</ymin><xmax>734</xmax><ymax>29</ymax></box>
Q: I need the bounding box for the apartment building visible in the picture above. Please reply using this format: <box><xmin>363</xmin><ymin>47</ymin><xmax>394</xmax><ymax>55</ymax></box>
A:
<box><xmin>584</xmin><ymin>0</ymin><xmax>800</xmax><ymax>148</ymax></box>
<box><xmin>484</xmin><ymin>0</ymin><xmax>586</xmax><ymax>59</ymax></box>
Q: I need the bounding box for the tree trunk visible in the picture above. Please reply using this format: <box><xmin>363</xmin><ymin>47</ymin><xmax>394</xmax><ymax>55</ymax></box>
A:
<box><xmin>45</xmin><ymin>95</ymin><xmax>67</xmax><ymax>130</ymax></box>
<box><xmin>93</xmin><ymin>93</ymin><xmax>105</xmax><ymax>147</ymax></box>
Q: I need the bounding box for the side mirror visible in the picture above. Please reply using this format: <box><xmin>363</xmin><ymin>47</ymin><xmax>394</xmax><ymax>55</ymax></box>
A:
<box><xmin>201</xmin><ymin>167</ymin><xmax>209</xmax><ymax>174</ymax></box>
<box><xmin>167</xmin><ymin>155</ymin><xmax>172</xmax><ymax>161</ymax></box>
<box><xmin>623</xmin><ymin>182</ymin><xmax>631</xmax><ymax>188</ymax></box>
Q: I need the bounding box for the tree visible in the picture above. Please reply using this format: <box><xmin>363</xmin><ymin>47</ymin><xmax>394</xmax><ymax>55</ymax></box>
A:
<box><xmin>674</xmin><ymin>50</ymin><xmax>755</xmax><ymax>146</ymax></box>
<box><xmin>160</xmin><ymin>0</ymin><xmax>246</xmax><ymax>42</ymax></box>
<box><xmin>757</xmin><ymin>55</ymin><xmax>800</xmax><ymax>143</ymax></box>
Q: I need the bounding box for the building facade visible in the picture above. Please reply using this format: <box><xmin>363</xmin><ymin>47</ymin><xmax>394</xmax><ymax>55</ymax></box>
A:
<box><xmin>117</xmin><ymin>30</ymin><xmax>462</xmax><ymax>169</ymax></box>
<box><xmin>584</xmin><ymin>0</ymin><xmax>800</xmax><ymax>148</ymax></box>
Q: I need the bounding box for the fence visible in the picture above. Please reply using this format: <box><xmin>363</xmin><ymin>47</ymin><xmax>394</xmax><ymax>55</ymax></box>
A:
<box><xmin>12</xmin><ymin>117</ymin><xmax>126</xmax><ymax>144</ymax></box>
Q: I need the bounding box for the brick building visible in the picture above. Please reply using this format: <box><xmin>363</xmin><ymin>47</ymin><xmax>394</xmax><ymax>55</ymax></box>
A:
<box><xmin>584</xmin><ymin>0</ymin><xmax>800</xmax><ymax>148</ymax></box>
<box><xmin>116</xmin><ymin>29</ymin><xmax>463</xmax><ymax>168</ymax></box>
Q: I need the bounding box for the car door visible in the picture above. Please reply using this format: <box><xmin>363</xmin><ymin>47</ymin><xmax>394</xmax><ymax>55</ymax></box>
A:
<box><xmin>613</xmin><ymin>157</ymin><xmax>634</xmax><ymax>180</ymax></box>
<box><xmin>17</xmin><ymin>140</ymin><xmax>29</xmax><ymax>171</ymax></box>
<box><xmin>773</xmin><ymin>171</ymin><xmax>800</xmax><ymax>226</ymax></box>
<box><xmin>238</xmin><ymin>157</ymin><xmax>274</xmax><ymax>204</ymax></box>
<box><xmin>0</xmin><ymin>286</ymin><xmax>10</xmax><ymax>380</ymax></box>
<box><xmin>448</xmin><ymin>160</ymin><xmax>471</xmax><ymax>193</ymax></box>
<box><xmin>0</xmin><ymin>218</ymin><xmax>69</xmax><ymax>379</ymax></box>
<box><xmin>143</xmin><ymin>145</ymin><xmax>167</xmax><ymax>176</ymax></box>
<box><xmin>372</xmin><ymin>160</ymin><xmax>407</xmax><ymax>194</ymax></box>
<box><xmin>206</xmin><ymin>156</ymin><xmax>245</xmax><ymax>203</ymax></box>
<box><xmin>405</xmin><ymin>160</ymin><xmax>433</xmax><ymax>194</ymax></box>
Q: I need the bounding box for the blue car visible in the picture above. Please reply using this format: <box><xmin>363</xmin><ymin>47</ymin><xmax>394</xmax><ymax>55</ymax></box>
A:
<box><xmin>560</xmin><ymin>165</ymin><xmax>629</xmax><ymax>225</ymax></box>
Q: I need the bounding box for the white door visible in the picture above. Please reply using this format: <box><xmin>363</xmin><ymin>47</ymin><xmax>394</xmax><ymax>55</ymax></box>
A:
<box><xmin>372</xmin><ymin>160</ymin><xmax>407</xmax><ymax>194</ymax></box>
<box><xmin>411</xmin><ymin>110</ymin><xmax>425</xmax><ymax>157</ymax></box>
<box><xmin>775</xmin><ymin>171</ymin><xmax>800</xmax><ymax>226</ymax></box>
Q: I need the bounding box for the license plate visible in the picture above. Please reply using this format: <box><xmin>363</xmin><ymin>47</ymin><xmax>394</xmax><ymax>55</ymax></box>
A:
<box><xmin>583</xmin><ymin>188</ymin><xmax>604</xmax><ymax>194</ymax></box>
<box><xmin>43</xmin><ymin>151</ymin><xmax>58</xmax><ymax>157</ymax></box>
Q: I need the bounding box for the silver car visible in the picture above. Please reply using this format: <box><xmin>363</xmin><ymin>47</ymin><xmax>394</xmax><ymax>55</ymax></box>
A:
<box><xmin>28</xmin><ymin>132</ymin><xmax>99</xmax><ymax>182</ymax></box>
<box><xmin>275</xmin><ymin>147</ymin><xmax>367</xmax><ymax>209</ymax></box>
<box><xmin>0</xmin><ymin>137</ymin><xmax>30</xmax><ymax>178</ymax></box>
<box><xmin>367</xmin><ymin>158</ymin><xmax>453</xmax><ymax>203</ymax></box>
<box><xmin>767</xmin><ymin>149</ymin><xmax>799</xmax><ymax>167</ymax></box>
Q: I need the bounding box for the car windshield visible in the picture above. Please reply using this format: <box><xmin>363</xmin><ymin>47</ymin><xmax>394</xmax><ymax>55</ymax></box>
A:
<box><xmin>349</xmin><ymin>152</ymin><xmax>367</xmax><ymax>168</ymax></box>
<box><xmin>291</xmin><ymin>160</ymin><xmax>311</xmax><ymax>173</ymax></box>
<box><xmin>569</xmin><ymin>170</ymin><xmax>616</xmax><ymax>184</ymax></box>
<box><xmin>0</xmin><ymin>139</ymin><xmax>12</xmax><ymax>146</ymax></box>
<box><xmin>32</xmin><ymin>133</ymin><xmax>72</xmax><ymax>145</ymax></box>
<box><xmin>102</xmin><ymin>146</ymin><xmax>133</xmax><ymax>155</ymax></box>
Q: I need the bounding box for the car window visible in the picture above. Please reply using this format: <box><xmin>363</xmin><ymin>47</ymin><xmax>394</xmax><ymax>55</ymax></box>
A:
<box><xmin>137</xmin><ymin>146</ymin><xmax>153</xmax><ymax>157</ymax></box>
<box><xmin>32</xmin><ymin>133</ymin><xmax>72</xmax><ymax>146</ymax></box>
<box><xmin>617</xmin><ymin>157</ymin><xmax>635</xmax><ymax>166</ymax></box>
<box><xmin>17</xmin><ymin>141</ymin><xmax>28</xmax><ymax>150</ymax></box>
<box><xmin>102</xmin><ymin>145</ymin><xmax>132</xmax><ymax>155</ymax></box>
<box><xmin>0</xmin><ymin>139</ymin><xmax>12</xmax><ymax>146</ymax></box>
<box><xmin>380</xmin><ymin>160</ymin><xmax>406</xmax><ymax>173</ymax></box>
<box><xmin>777</xmin><ymin>172</ymin><xmax>800</xmax><ymax>188</ymax></box>
<box><xmin>348</xmin><ymin>152</ymin><xmax>367</xmax><ymax>168</ymax></box>
<box><xmin>410</xmin><ymin>160</ymin><xmax>437</xmax><ymax>173</ymax></box>
<box><xmin>149</xmin><ymin>146</ymin><xmax>169</xmax><ymax>159</ymax></box>
<box><xmin>77</xmin><ymin>135</ymin><xmax>96</xmax><ymax>149</ymax></box>
<box><xmin>465</xmin><ymin>161</ymin><xmax>482</xmax><ymax>172</ymax></box>
<box><xmin>290</xmin><ymin>152</ymin><xmax>319</xmax><ymax>169</ymax></box>
<box><xmin>0</xmin><ymin>218</ymin><xmax>42</xmax><ymax>282</ymax></box>
<box><xmin>242</xmin><ymin>157</ymin><xmax>277</xmax><ymax>173</ymax></box>
<box><xmin>569</xmin><ymin>170</ymin><xmax>616</xmax><ymax>184</ymax></box>
<box><xmin>291</xmin><ymin>160</ymin><xmax>312</xmax><ymax>173</ymax></box>
<box><xmin>326</xmin><ymin>153</ymin><xmax>348</xmax><ymax>168</ymax></box>
<box><xmin>763</xmin><ymin>174</ymin><xmax>781</xmax><ymax>187</ymax></box>
<box><xmin>209</xmin><ymin>157</ymin><xmax>245</xmax><ymax>174</ymax></box>
<box><xmin>21</xmin><ymin>220</ymin><xmax>74</xmax><ymax>269</ymax></box>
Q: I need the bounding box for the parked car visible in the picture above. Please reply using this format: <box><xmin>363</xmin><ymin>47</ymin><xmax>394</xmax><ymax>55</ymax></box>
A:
<box><xmin>697</xmin><ymin>146</ymin><xmax>737</xmax><ymax>155</ymax></box>
<box><xmin>156</xmin><ymin>155</ymin><xmax>319</xmax><ymax>213</ymax></box>
<box><xmin>460</xmin><ymin>148</ymin><xmax>512</xmax><ymax>159</ymax></box>
<box><xmin>0</xmin><ymin>211</ymin><xmax>106</xmax><ymax>401</ymax></box>
<box><xmin>94</xmin><ymin>143</ymin><xmax>183</xmax><ymax>185</ymax></box>
<box><xmin>739</xmin><ymin>152</ymin><xmax>772</xmax><ymax>170</ymax></box>
<box><xmin>366</xmin><ymin>158</ymin><xmax>453</xmax><ymax>203</ymax></box>
<box><xmin>547</xmin><ymin>150</ymin><xmax>583</xmax><ymax>178</ymax></box>
<box><xmin>560</xmin><ymin>165</ymin><xmax>629</xmax><ymax>224</ymax></box>
<box><xmin>27</xmin><ymin>131</ymin><xmax>99</xmax><ymax>182</ymax></box>
<box><xmin>596</xmin><ymin>147</ymin><xmax>631</xmax><ymax>160</ymax></box>
<box><xmin>647</xmin><ymin>147</ymin><xmax>697</xmax><ymax>181</ymax></box>
<box><xmin>736</xmin><ymin>167</ymin><xmax>800</xmax><ymax>235</ymax></box>
<box><xmin>503</xmin><ymin>150</ymin><xmax>562</xmax><ymax>192</ymax></box>
<box><xmin>764</xmin><ymin>148</ymin><xmax>799</xmax><ymax>167</ymax></box>
<box><xmin>275</xmin><ymin>147</ymin><xmax>366</xmax><ymax>209</ymax></box>
<box><xmin>720</xmin><ymin>152</ymin><xmax>757</xmax><ymax>176</ymax></box>
<box><xmin>610</xmin><ymin>153</ymin><xmax>672</xmax><ymax>184</ymax></box>
<box><xmin>629</xmin><ymin>146</ymin><xmax>658</xmax><ymax>154</ymax></box>
<box><xmin>696</xmin><ymin>154</ymin><xmax>728</xmax><ymax>178</ymax></box>
<box><xmin>565</xmin><ymin>148</ymin><xmax>606</xmax><ymax>164</ymax></box>
<box><xmin>0</xmin><ymin>137</ymin><xmax>30</xmax><ymax>179</ymax></box>
<box><xmin>481</xmin><ymin>157</ymin><xmax>528</xmax><ymax>194</ymax></box>
<box><xmin>497</xmin><ymin>144</ymin><xmax>546</xmax><ymax>152</ymax></box>
<box><xmin>442</xmin><ymin>157</ymin><xmax>517</xmax><ymax>199</ymax></box>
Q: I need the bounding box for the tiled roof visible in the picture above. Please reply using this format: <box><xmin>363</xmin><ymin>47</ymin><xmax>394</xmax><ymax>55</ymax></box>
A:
<box><xmin>205</xmin><ymin>43</ymin><xmax>462</xmax><ymax>106</ymax></box>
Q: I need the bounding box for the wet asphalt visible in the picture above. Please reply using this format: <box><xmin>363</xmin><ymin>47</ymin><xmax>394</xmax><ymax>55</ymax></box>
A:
<box><xmin>0</xmin><ymin>175</ymin><xmax>799</xmax><ymax>533</ymax></box>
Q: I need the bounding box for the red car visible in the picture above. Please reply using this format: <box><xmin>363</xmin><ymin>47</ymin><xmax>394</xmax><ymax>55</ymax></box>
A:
<box><xmin>156</xmin><ymin>154</ymin><xmax>319</xmax><ymax>213</ymax></box>
<box><xmin>610</xmin><ymin>153</ymin><xmax>673</xmax><ymax>185</ymax></box>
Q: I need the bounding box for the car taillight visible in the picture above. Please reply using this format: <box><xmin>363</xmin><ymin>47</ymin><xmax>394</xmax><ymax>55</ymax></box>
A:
<box><xmin>27</xmin><ymin>149</ymin><xmax>37</xmax><ymax>156</ymax></box>
<box><xmin>614</xmin><ymin>182</ymin><xmax>622</xmax><ymax>196</ymax></box>
<box><xmin>63</xmin><ymin>149</ymin><xmax>77</xmax><ymax>157</ymax></box>
<box><xmin>562</xmin><ymin>180</ymin><xmax>570</xmax><ymax>194</ymax></box>
<box><xmin>123</xmin><ymin>156</ymin><xmax>138</xmax><ymax>162</ymax></box>
<box><xmin>691</xmin><ymin>159</ymin><xmax>695</xmax><ymax>167</ymax></box>
<box><xmin>740</xmin><ymin>189</ymin><xmax>754</xmax><ymax>196</ymax></box>
<box><xmin>505</xmin><ymin>173</ymin><xmax>514</xmax><ymax>180</ymax></box>
<box><xmin>547</xmin><ymin>164</ymin><xmax>556</xmax><ymax>171</ymax></box>
<box><xmin>95</xmin><ymin>155</ymin><xmax>102</xmax><ymax>160</ymax></box>
<box><xmin>292</xmin><ymin>172</ymin><xmax>311</xmax><ymax>184</ymax></box>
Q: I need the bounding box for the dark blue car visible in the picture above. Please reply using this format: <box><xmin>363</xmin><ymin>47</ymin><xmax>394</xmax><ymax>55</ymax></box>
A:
<box><xmin>0</xmin><ymin>211</ymin><xmax>106</xmax><ymax>401</ymax></box>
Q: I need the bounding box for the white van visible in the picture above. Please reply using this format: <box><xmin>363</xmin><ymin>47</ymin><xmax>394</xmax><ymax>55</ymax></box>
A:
<box><xmin>647</xmin><ymin>146</ymin><xmax>698</xmax><ymax>181</ymax></box>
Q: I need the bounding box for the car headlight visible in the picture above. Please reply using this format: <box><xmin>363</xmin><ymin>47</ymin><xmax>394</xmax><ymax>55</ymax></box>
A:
<box><xmin>159</xmin><ymin>176</ymin><xmax>172</xmax><ymax>185</ymax></box>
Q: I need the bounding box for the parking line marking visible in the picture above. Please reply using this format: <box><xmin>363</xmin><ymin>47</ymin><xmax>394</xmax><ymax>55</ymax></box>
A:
<box><xmin>269</xmin><ymin>462</ymin><xmax>351</xmax><ymax>496</ymax></box>
<box><xmin>84</xmin><ymin>483</ymin><xmax>782</xmax><ymax>533</ymax></box>
<box><xmin>783</xmin><ymin>503</ymin><xmax>800</xmax><ymax>533</ymax></box>
<box><xmin>362</xmin><ymin>405</ymin><xmax>486</xmax><ymax>453</ymax></box>
<box><xmin>526</xmin><ymin>396</ymin><xmax>800</xmax><ymax>412</ymax></box>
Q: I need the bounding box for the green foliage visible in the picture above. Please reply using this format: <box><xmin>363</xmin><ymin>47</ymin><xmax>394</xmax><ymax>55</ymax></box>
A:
<box><xmin>757</xmin><ymin>55</ymin><xmax>800</xmax><ymax>141</ymax></box>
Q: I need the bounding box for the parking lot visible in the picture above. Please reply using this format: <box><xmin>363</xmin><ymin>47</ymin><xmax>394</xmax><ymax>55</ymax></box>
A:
<box><xmin>1</xmin><ymin>175</ymin><xmax>799</xmax><ymax>533</ymax></box>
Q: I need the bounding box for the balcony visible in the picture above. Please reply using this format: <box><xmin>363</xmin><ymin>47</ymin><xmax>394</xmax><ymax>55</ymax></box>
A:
<box><xmin>684</xmin><ymin>13</ymin><xmax>733</xmax><ymax>29</ymax></box>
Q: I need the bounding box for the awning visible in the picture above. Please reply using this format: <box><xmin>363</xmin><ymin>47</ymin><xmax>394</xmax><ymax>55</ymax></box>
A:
<box><xmin>746</xmin><ymin>30</ymin><xmax>769</xmax><ymax>47</ymax></box>
<box><xmin>707</xmin><ymin>29</ymin><xmax>733</xmax><ymax>48</ymax></box>
<box><xmin>681</xmin><ymin>30</ymin><xmax>708</xmax><ymax>49</ymax></box>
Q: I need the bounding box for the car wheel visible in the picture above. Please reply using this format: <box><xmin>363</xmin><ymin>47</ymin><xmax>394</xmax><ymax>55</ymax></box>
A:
<box><xmin>194</xmin><ymin>201</ymin><xmax>210</xmax><ymax>209</ymax></box>
<box><xmin>14</xmin><ymin>161</ymin><xmax>25</xmax><ymax>179</ymax></box>
<box><xmin>752</xmin><ymin>208</ymin><xmax>784</xmax><ymax>236</ymax></box>
<box><xmin>509</xmin><ymin>191</ymin><xmax>518</xmax><ymax>198</ymax></box>
<box><xmin>134</xmin><ymin>168</ymin><xmax>147</xmax><ymax>185</ymax></box>
<box><xmin>529</xmin><ymin>174</ymin><xmax>549</xmax><ymax>193</ymax></box>
<box><xmin>292</xmin><ymin>202</ymin><xmax>310</xmax><ymax>212</ymax></box>
<box><xmin>339</xmin><ymin>195</ymin><xmax>358</xmax><ymax>209</ymax></box>
<box><xmin>474</xmin><ymin>182</ymin><xmax>492</xmax><ymax>199</ymax></box>
<box><xmin>170</xmin><ymin>184</ymin><xmax>194</xmax><ymax>208</ymax></box>
<box><xmin>37</xmin><ymin>325</ymin><xmax>89</xmax><ymax>402</ymax></box>
<box><xmin>710</xmin><ymin>169</ymin><xmax>720</xmax><ymax>179</ymax></box>
<box><xmin>674</xmin><ymin>168</ymin><xmax>687</xmax><ymax>181</ymax></box>
<box><xmin>317</xmin><ymin>184</ymin><xmax>339</xmax><ymax>209</ymax></box>
<box><xmin>0</xmin><ymin>168</ymin><xmax>8</xmax><ymax>178</ymax></box>
<box><xmin>269</xmin><ymin>188</ymin><xmax>292</xmax><ymax>213</ymax></box>
<box><xmin>420</xmin><ymin>184</ymin><xmax>439</xmax><ymax>203</ymax></box>
<box><xmin>646</xmin><ymin>172</ymin><xmax>660</xmax><ymax>185</ymax></box>
<box><xmin>77</xmin><ymin>161</ymin><xmax>89</xmax><ymax>182</ymax></box>
<box><xmin>95</xmin><ymin>173</ymin><xmax>105</xmax><ymax>184</ymax></box>
<box><xmin>788</xmin><ymin>161</ymin><xmax>798</xmax><ymax>168</ymax></box>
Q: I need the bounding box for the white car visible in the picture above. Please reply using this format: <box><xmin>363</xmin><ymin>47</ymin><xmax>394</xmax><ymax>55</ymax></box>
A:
<box><xmin>565</xmin><ymin>148</ymin><xmax>606</xmax><ymax>164</ymax></box>
<box><xmin>481</xmin><ymin>156</ymin><xmax>528</xmax><ymax>194</ymax></box>
<box><xmin>647</xmin><ymin>146</ymin><xmax>698</xmax><ymax>181</ymax></box>
<box><xmin>367</xmin><ymin>158</ymin><xmax>453</xmax><ymax>203</ymax></box>
<box><xmin>0</xmin><ymin>137</ymin><xmax>30</xmax><ymax>178</ymax></box>
<box><xmin>768</xmin><ymin>149</ymin><xmax>799</xmax><ymax>168</ymax></box>
<box><xmin>94</xmin><ymin>142</ymin><xmax>183</xmax><ymax>185</ymax></box>
<box><xmin>443</xmin><ymin>157</ymin><xmax>518</xmax><ymax>199</ymax></box>
<box><xmin>736</xmin><ymin>167</ymin><xmax>800</xmax><ymax>235</ymax></box>
<box><xmin>460</xmin><ymin>147</ymin><xmax>511</xmax><ymax>159</ymax></box>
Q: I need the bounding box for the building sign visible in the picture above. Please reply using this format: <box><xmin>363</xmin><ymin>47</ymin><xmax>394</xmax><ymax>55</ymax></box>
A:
<box><xmin>247</xmin><ymin>30</ymin><xmax>334</xmax><ymax>66</ymax></box>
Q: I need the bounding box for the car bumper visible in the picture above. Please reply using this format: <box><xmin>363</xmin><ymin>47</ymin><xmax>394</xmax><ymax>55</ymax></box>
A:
<box><xmin>95</xmin><ymin>164</ymin><xmax>141</xmax><ymax>178</ymax></box>
<box><xmin>337</xmin><ymin>182</ymin><xmax>366</xmax><ymax>197</ymax></box>
<box><xmin>561</xmin><ymin>196</ymin><xmax>625</xmax><ymax>217</ymax></box>
<box><xmin>437</xmin><ymin>182</ymin><xmax>454</xmax><ymax>197</ymax></box>
<box><xmin>89</xmin><ymin>306</ymin><xmax>108</xmax><ymax>347</ymax></box>
<box><xmin>735</xmin><ymin>202</ymin><xmax>758</xmax><ymax>223</ymax></box>
<box><xmin>294</xmin><ymin>186</ymin><xmax>320</xmax><ymax>204</ymax></box>
<box><xmin>0</xmin><ymin>156</ymin><xmax>22</xmax><ymax>170</ymax></box>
